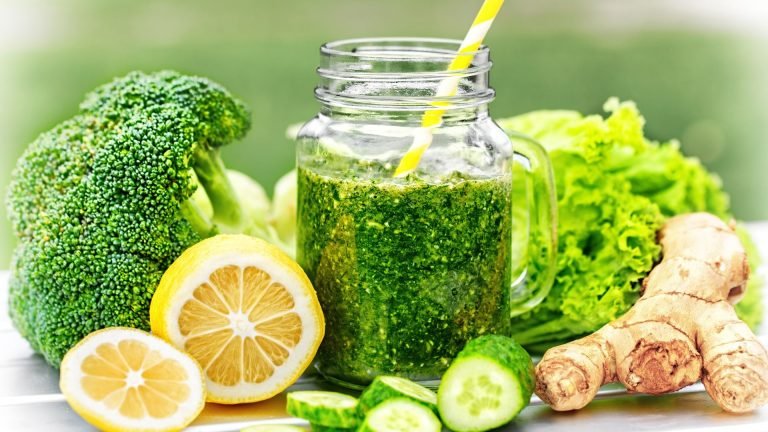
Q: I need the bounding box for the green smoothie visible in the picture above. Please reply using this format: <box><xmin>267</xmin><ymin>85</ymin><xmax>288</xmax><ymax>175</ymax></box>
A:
<box><xmin>297</xmin><ymin>167</ymin><xmax>513</xmax><ymax>386</ymax></box>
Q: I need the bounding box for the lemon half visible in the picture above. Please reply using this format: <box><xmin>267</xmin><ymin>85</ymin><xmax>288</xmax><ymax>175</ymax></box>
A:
<box><xmin>59</xmin><ymin>327</ymin><xmax>206</xmax><ymax>432</ymax></box>
<box><xmin>150</xmin><ymin>234</ymin><xmax>324</xmax><ymax>404</ymax></box>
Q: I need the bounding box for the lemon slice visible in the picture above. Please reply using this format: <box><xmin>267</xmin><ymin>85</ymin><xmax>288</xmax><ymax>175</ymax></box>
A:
<box><xmin>150</xmin><ymin>234</ymin><xmax>325</xmax><ymax>404</ymax></box>
<box><xmin>59</xmin><ymin>327</ymin><xmax>205</xmax><ymax>432</ymax></box>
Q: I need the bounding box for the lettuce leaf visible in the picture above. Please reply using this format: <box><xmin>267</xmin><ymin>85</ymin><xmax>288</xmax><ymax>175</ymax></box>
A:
<box><xmin>500</xmin><ymin>98</ymin><xmax>762</xmax><ymax>350</ymax></box>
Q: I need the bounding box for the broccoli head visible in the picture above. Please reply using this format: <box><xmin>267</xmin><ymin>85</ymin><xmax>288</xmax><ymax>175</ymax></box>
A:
<box><xmin>5</xmin><ymin>71</ymin><xmax>259</xmax><ymax>367</ymax></box>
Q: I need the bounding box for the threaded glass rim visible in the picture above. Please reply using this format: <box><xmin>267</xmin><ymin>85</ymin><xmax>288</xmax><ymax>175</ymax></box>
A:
<box><xmin>316</xmin><ymin>37</ymin><xmax>494</xmax><ymax>111</ymax></box>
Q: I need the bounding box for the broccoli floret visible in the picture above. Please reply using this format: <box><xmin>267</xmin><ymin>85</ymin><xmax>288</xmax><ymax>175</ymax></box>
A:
<box><xmin>5</xmin><ymin>71</ymin><xmax>259</xmax><ymax>367</ymax></box>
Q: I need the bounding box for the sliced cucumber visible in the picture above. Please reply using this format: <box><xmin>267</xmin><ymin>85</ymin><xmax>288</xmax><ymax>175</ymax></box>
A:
<box><xmin>240</xmin><ymin>426</ymin><xmax>306</xmax><ymax>432</ymax></box>
<box><xmin>286</xmin><ymin>391</ymin><xmax>361</xmax><ymax>428</ymax></box>
<box><xmin>437</xmin><ymin>335</ymin><xmax>534</xmax><ymax>432</ymax></box>
<box><xmin>359</xmin><ymin>376</ymin><xmax>438</xmax><ymax>415</ymax></box>
<box><xmin>359</xmin><ymin>398</ymin><xmax>441</xmax><ymax>432</ymax></box>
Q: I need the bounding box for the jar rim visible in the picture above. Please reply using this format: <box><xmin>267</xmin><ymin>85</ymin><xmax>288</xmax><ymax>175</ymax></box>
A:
<box><xmin>320</xmin><ymin>37</ymin><xmax>489</xmax><ymax>60</ymax></box>
<box><xmin>316</xmin><ymin>37</ymin><xmax>494</xmax><ymax>112</ymax></box>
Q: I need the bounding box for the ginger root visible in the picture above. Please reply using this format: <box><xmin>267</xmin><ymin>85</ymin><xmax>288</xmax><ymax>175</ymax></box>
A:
<box><xmin>534</xmin><ymin>213</ymin><xmax>768</xmax><ymax>413</ymax></box>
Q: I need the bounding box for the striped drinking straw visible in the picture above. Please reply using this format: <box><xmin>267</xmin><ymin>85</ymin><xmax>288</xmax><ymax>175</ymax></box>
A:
<box><xmin>393</xmin><ymin>0</ymin><xmax>505</xmax><ymax>177</ymax></box>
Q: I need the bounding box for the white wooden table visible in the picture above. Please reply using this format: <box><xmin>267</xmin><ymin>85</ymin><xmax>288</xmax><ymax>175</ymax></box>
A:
<box><xmin>2</xmin><ymin>223</ymin><xmax>768</xmax><ymax>431</ymax></box>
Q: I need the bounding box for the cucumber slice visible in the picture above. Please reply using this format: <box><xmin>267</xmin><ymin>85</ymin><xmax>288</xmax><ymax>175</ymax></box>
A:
<box><xmin>286</xmin><ymin>391</ymin><xmax>361</xmax><ymax>428</ymax></box>
<box><xmin>240</xmin><ymin>426</ymin><xmax>306</xmax><ymax>432</ymax></box>
<box><xmin>437</xmin><ymin>335</ymin><xmax>534</xmax><ymax>432</ymax></box>
<box><xmin>359</xmin><ymin>376</ymin><xmax>438</xmax><ymax>415</ymax></box>
<box><xmin>359</xmin><ymin>398</ymin><xmax>441</xmax><ymax>432</ymax></box>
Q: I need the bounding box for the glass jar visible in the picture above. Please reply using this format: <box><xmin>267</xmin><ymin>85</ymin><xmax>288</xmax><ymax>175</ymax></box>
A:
<box><xmin>296</xmin><ymin>38</ymin><xmax>557</xmax><ymax>388</ymax></box>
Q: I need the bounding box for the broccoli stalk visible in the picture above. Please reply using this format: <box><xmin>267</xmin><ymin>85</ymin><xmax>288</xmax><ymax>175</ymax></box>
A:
<box><xmin>180</xmin><ymin>196</ymin><xmax>216</xmax><ymax>238</ymax></box>
<box><xmin>188</xmin><ymin>144</ymin><xmax>290</xmax><ymax>250</ymax></box>
<box><xmin>187</xmin><ymin>146</ymin><xmax>245</xmax><ymax>236</ymax></box>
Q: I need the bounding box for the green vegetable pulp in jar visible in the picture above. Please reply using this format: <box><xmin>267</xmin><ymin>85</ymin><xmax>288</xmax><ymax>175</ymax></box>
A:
<box><xmin>297</xmin><ymin>167</ymin><xmax>513</xmax><ymax>386</ymax></box>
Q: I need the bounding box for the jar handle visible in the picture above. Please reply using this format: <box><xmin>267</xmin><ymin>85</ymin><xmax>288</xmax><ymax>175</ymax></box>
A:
<box><xmin>509</xmin><ymin>133</ymin><xmax>558</xmax><ymax>317</ymax></box>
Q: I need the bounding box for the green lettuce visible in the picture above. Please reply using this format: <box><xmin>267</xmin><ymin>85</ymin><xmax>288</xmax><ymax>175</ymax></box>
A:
<box><xmin>500</xmin><ymin>98</ymin><xmax>762</xmax><ymax>351</ymax></box>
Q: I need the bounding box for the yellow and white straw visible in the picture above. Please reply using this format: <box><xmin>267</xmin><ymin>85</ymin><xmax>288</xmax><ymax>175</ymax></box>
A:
<box><xmin>394</xmin><ymin>0</ymin><xmax>505</xmax><ymax>177</ymax></box>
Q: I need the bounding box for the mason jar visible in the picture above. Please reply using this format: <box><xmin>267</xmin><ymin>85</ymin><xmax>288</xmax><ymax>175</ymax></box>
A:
<box><xmin>296</xmin><ymin>38</ymin><xmax>557</xmax><ymax>388</ymax></box>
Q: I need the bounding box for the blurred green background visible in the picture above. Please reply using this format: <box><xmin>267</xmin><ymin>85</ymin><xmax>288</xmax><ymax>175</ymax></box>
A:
<box><xmin>1</xmin><ymin>0</ymin><xmax>767</xmax><ymax>265</ymax></box>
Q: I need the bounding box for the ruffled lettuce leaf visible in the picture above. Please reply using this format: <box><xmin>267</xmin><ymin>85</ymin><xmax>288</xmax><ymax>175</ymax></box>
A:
<box><xmin>500</xmin><ymin>98</ymin><xmax>761</xmax><ymax>350</ymax></box>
